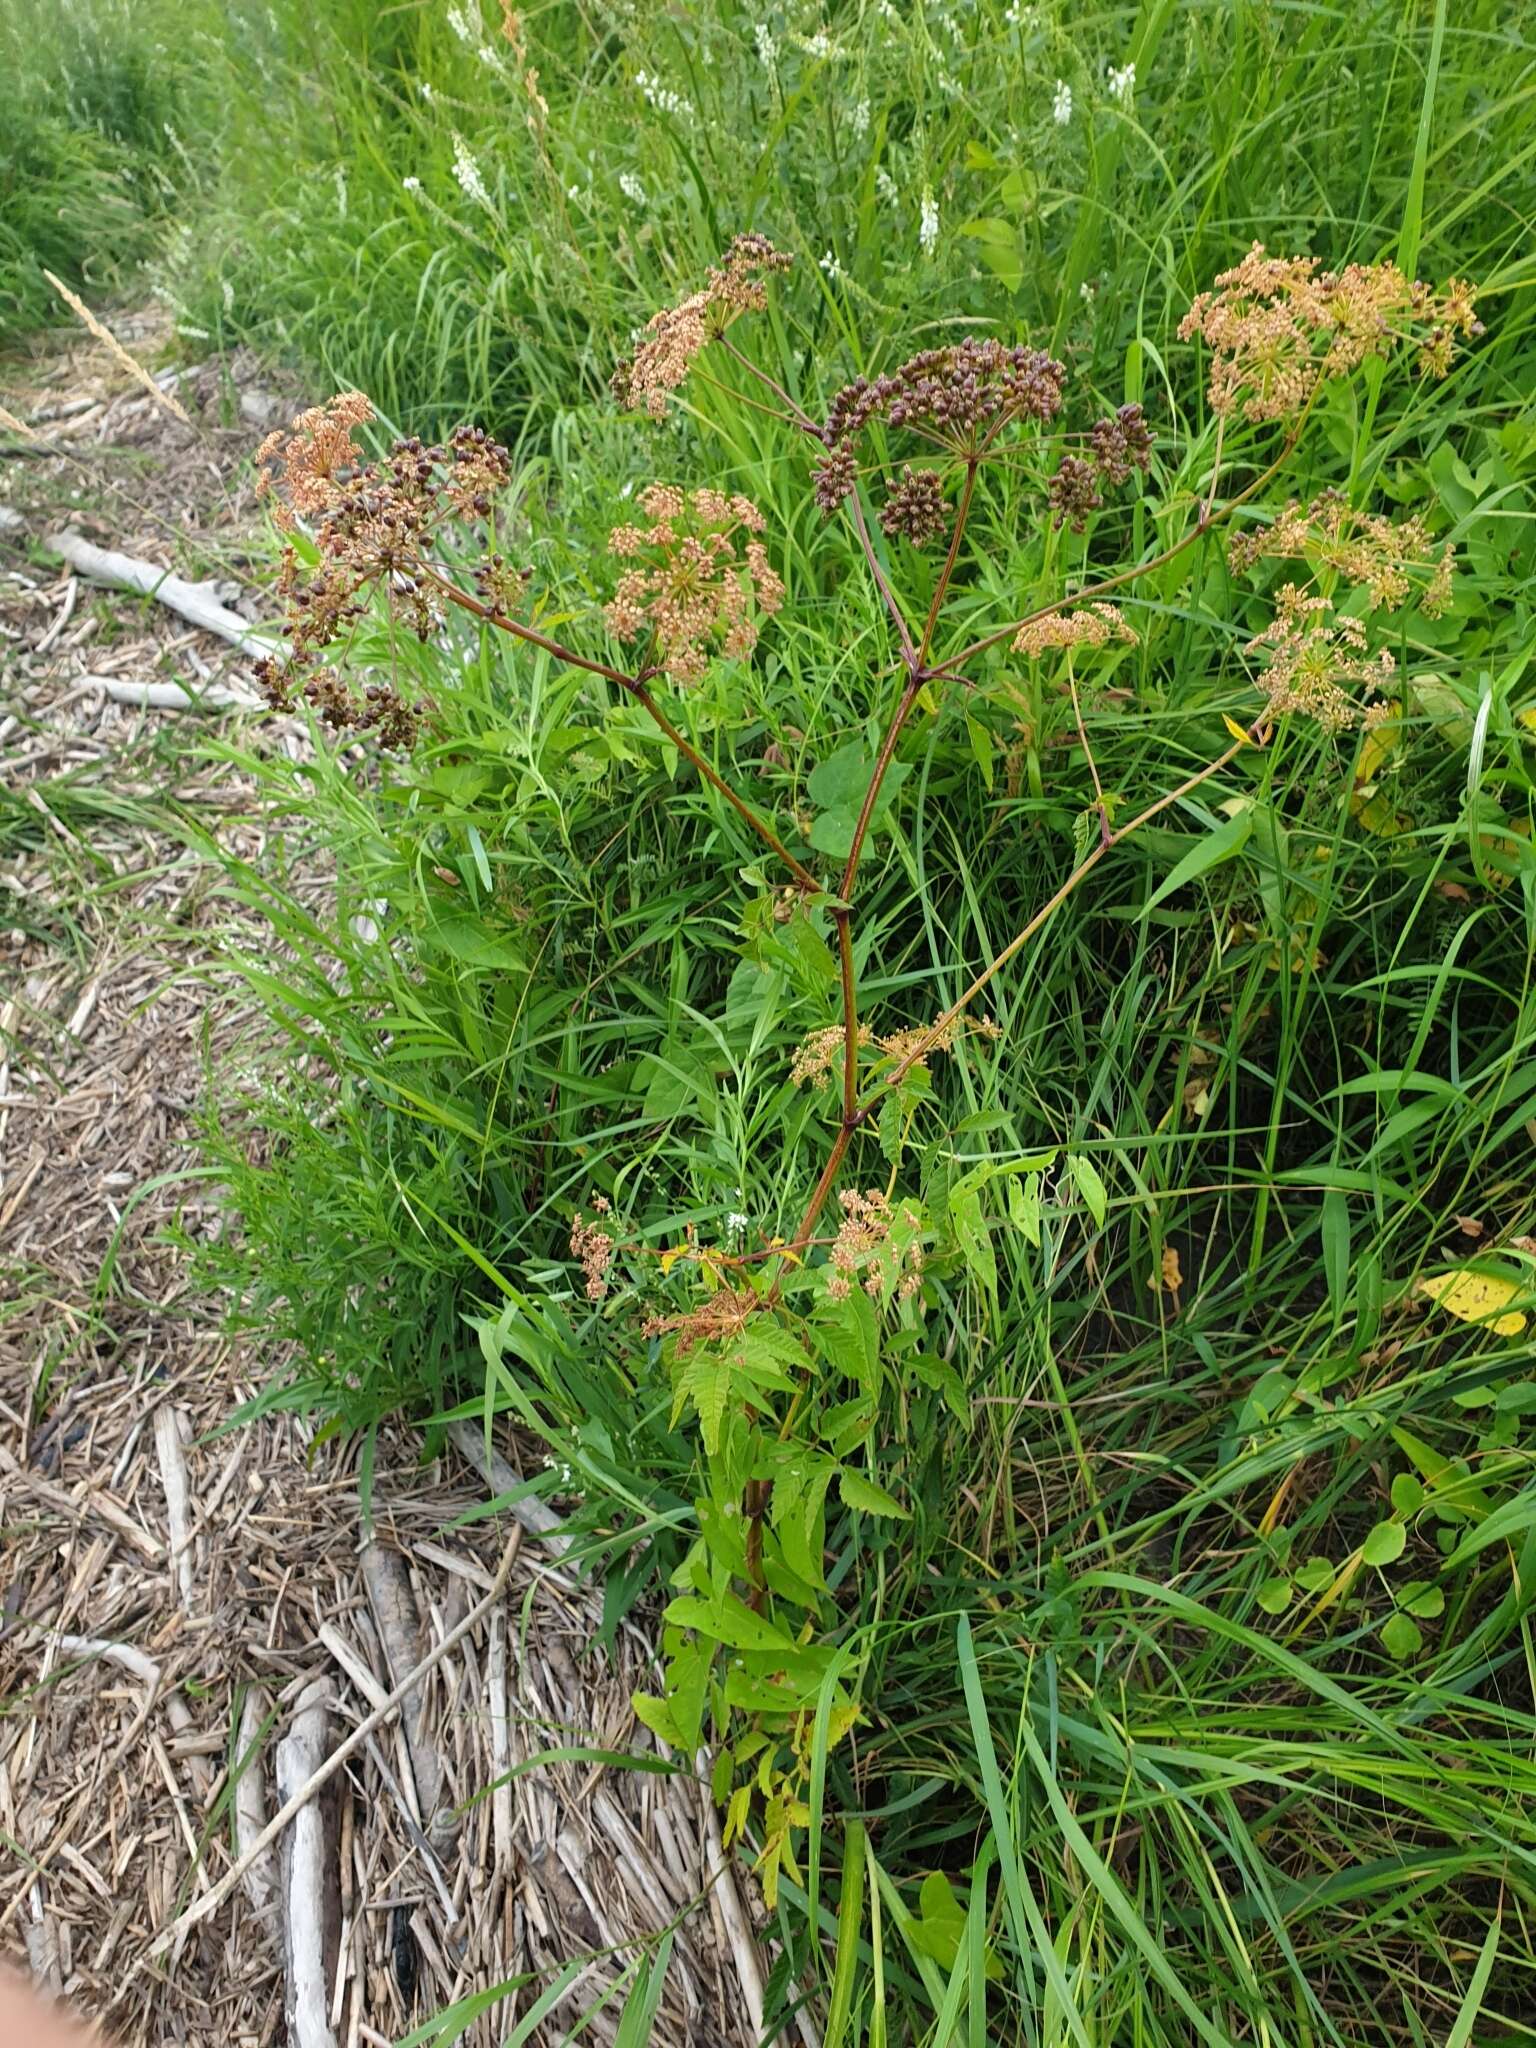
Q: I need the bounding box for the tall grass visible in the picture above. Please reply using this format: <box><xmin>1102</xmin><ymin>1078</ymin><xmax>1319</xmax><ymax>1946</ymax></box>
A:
<box><xmin>14</xmin><ymin>0</ymin><xmax>1536</xmax><ymax>2038</ymax></box>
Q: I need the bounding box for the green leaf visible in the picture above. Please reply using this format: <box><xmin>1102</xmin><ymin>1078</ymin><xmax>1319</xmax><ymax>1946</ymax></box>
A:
<box><xmin>1362</xmin><ymin>1519</ymin><xmax>1406</xmax><ymax>1566</ymax></box>
<box><xmin>1390</xmin><ymin>1473</ymin><xmax>1425</xmax><ymax>1515</ymax></box>
<box><xmin>664</xmin><ymin>1593</ymin><xmax>794</xmax><ymax>1653</ymax></box>
<box><xmin>1067</xmin><ymin>1153</ymin><xmax>1108</xmax><ymax>1229</ymax></box>
<box><xmin>839</xmin><ymin>1468</ymin><xmax>910</xmax><ymax>1519</ymax></box>
<box><xmin>1379</xmin><ymin>1611</ymin><xmax>1423</xmax><ymax>1660</ymax></box>
<box><xmin>629</xmin><ymin>1691</ymin><xmax>682</xmax><ymax>1749</ymax></box>
<box><xmin>1398</xmin><ymin>1579</ymin><xmax>1444</xmax><ymax>1619</ymax></box>
<box><xmin>1256</xmin><ymin>1576</ymin><xmax>1293</xmax><ymax>1614</ymax></box>
<box><xmin>949</xmin><ymin>1180</ymin><xmax>996</xmax><ymax>1297</ymax></box>
<box><xmin>1143</xmin><ymin>808</ymin><xmax>1254</xmax><ymax>915</ymax></box>
<box><xmin>1294</xmin><ymin>1557</ymin><xmax>1336</xmax><ymax>1593</ymax></box>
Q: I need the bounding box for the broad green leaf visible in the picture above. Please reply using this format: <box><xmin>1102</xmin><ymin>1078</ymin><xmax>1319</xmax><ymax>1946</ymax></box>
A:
<box><xmin>1362</xmin><ymin>1519</ymin><xmax>1406</xmax><ymax>1566</ymax></box>
<box><xmin>1380</xmin><ymin>1610</ymin><xmax>1423</xmax><ymax>1660</ymax></box>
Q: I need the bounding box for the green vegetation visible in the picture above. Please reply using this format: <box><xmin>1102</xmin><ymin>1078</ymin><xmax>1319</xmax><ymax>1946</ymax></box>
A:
<box><xmin>12</xmin><ymin>0</ymin><xmax>1536</xmax><ymax>2040</ymax></box>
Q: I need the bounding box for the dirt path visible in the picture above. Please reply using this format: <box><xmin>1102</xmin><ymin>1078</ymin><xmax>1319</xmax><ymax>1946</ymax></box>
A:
<box><xmin>0</xmin><ymin>320</ymin><xmax>759</xmax><ymax>2047</ymax></box>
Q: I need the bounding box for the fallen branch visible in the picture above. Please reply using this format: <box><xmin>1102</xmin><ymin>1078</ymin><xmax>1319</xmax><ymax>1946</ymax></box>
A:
<box><xmin>360</xmin><ymin>1542</ymin><xmax>450</xmax><ymax>1845</ymax></box>
<box><xmin>276</xmin><ymin>1680</ymin><xmax>337</xmax><ymax>2048</ymax></box>
<box><xmin>233</xmin><ymin>1686</ymin><xmax>283</xmax><ymax>1948</ymax></box>
<box><xmin>444</xmin><ymin>1420</ymin><xmax>571</xmax><ymax>1556</ymax></box>
<box><xmin>46</xmin><ymin>530</ymin><xmax>282</xmax><ymax>659</ymax></box>
<box><xmin>144</xmin><ymin>1526</ymin><xmax>521</xmax><ymax>1958</ymax></box>
<box><xmin>89</xmin><ymin>675</ymin><xmax>262</xmax><ymax>712</ymax></box>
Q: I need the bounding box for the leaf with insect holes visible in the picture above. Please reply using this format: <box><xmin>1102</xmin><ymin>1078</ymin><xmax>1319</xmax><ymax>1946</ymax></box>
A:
<box><xmin>1362</xmin><ymin>1519</ymin><xmax>1407</xmax><ymax>1566</ymax></box>
<box><xmin>1420</xmin><ymin>1268</ymin><xmax>1528</xmax><ymax>1338</ymax></box>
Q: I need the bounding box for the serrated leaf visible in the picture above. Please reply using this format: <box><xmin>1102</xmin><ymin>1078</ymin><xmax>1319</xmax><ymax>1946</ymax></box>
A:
<box><xmin>839</xmin><ymin>1468</ymin><xmax>910</xmax><ymax>1519</ymax></box>
<box><xmin>1420</xmin><ymin>1267</ymin><xmax>1528</xmax><ymax>1338</ymax></box>
<box><xmin>1362</xmin><ymin>1519</ymin><xmax>1406</xmax><ymax>1566</ymax></box>
<box><xmin>630</xmin><ymin>1691</ymin><xmax>682</xmax><ymax>1748</ymax></box>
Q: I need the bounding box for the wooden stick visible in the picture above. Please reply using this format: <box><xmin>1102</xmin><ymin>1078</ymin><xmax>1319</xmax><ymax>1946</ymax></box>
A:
<box><xmin>144</xmin><ymin>1527</ymin><xmax>521</xmax><ymax>1958</ymax></box>
<box><xmin>234</xmin><ymin>1686</ymin><xmax>283</xmax><ymax>1947</ymax></box>
<box><xmin>89</xmin><ymin>675</ymin><xmax>262</xmax><ymax>712</ymax></box>
<box><xmin>277</xmin><ymin>1680</ymin><xmax>338</xmax><ymax>2048</ymax></box>
<box><xmin>444</xmin><ymin>1421</ymin><xmax>572</xmax><ymax>1556</ymax></box>
<box><xmin>45</xmin><ymin>530</ymin><xmax>282</xmax><ymax>658</ymax></box>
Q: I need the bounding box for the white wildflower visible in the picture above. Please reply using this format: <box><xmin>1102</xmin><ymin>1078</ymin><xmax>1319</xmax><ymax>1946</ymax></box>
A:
<box><xmin>876</xmin><ymin>166</ymin><xmax>899</xmax><ymax>206</ymax></box>
<box><xmin>754</xmin><ymin>21</ymin><xmax>777</xmax><ymax>67</ymax></box>
<box><xmin>477</xmin><ymin>42</ymin><xmax>498</xmax><ymax>64</ymax></box>
<box><xmin>635</xmin><ymin>69</ymin><xmax>693</xmax><ymax>118</ymax></box>
<box><xmin>445</xmin><ymin>2</ymin><xmax>473</xmax><ymax>42</ymax></box>
<box><xmin>851</xmin><ymin>97</ymin><xmax>870</xmax><ymax>137</ymax></box>
<box><xmin>819</xmin><ymin>247</ymin><xmax>845</xmax><ymax>281</ymax></box>
<box><xmin>451</xmin><ymin>131</ymin><xmax>492</xmax><ymax>210</ymax></box>
<box><xmin>1107</xmin><ymin>60</ymin><xmax>1135</xmax><ymax>104</ymax></box>
<box><xmin>221</xmin><ymin>277</ymin><xmax>235</xmax><ymax>314</ymax></box>
<box><xmin>618</xmin><ymin>170</ymin><xmax>647</xmax><ymax>206</ymax></box>
<box><xmin>403</xmin><ymin>174</ymin><xmax>422</xmax><ymax>192</ymax></box>
<box><xmin>726</xmin><ymin>1210</ymin><xmax>749</xmax><ymax>1235</ymax></box>
<box><xmin>419</xmin><ymin>80</ymin><xmax>434</xmax><ymax>100</ymax></box>
<box><xmin>1052</xmin><ymin>78</ymin><xmax>1073</xmax><ymax>124</ymax></box>
<box><xmin>566</xmin><ymin>182</ymin><xmax>582</xmax><ymax>199</ymax></box>
<box><xmin>919</xmin><ymin>187</ymin><xmax>939</xmax><ymax>255</ymax></box>
<box><xmin>799</xmin><ymin>28</ymin><xmax>835</xmax><ymax>58</ymax></box>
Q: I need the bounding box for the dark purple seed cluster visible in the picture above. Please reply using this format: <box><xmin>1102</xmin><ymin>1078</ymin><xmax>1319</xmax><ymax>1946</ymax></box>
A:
<box><xmin>1048</xmin><ymin>454</ymin><xmax>1104</xmax><ymax>532</ymax></box>
<box><xmin>1088</xmin><ymin>403</ymin><xmax>1154</xmax><ymax>486</ymax></box>
<box><xmin>823</xmin><ymin>338</ymin><xmax>1067</xmax><ymax>454</ymax></box>
<box><xmin>879</xmin><ymin>466</ymin><xmax>949</xmax><ymax>547</ymax></box>
<box><xmin>812</xmin><ymin>442</ymin><xmax>859</xmax><ymax>516</ymax></box>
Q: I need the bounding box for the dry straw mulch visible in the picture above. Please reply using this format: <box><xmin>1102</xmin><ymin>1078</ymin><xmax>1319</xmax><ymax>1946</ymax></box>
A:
<box><xmin>1</xmin><ymin>321</ymin><xmax>766</xmax><ymax>2047</ymax></box>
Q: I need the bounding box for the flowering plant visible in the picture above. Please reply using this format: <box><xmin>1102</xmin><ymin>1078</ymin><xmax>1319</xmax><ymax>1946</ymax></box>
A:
<box><xmin>255</xmin><ymin>233</ymin><xmax>1477</xmax><ymax>1903</ymax></box>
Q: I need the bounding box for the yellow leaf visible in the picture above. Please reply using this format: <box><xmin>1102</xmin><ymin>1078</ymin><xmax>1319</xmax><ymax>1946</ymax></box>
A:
<box><xmin>658</xmin><ymin>1246</ymin><xmax>688</xmax><ymax>1276</ymax></box>
<box><xmin>1222</xmin><ymin>714</ymin><xmax>1254</xmax><ymax>747</ymax></box>
<box><xmin>1517</xmin><ymin>704</ymin><xmax>1536</xmax><ymax>735</ymax></box>
<box><xmin>1420</xmin><ymin>1268</ymin><xmax>1528</xmax><ymax>1339</ymax></box>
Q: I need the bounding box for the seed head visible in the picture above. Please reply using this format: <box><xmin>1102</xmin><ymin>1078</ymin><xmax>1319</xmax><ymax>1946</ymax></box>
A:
<box><xmin>1012</xmin><ymin>603</ymin><xmax>1137</xmax><ymax>658</ymax></box>
<box><xmin>1048</xmin><ymin>453</ymin><xmax>1103</xmax><ymax>531</ymax></box>
<box><xmin>823</xmin><ymin>338</ymin><xmax>1066</xmax><ymax>457</ymax></box>
<box><xmin>880</xmin><ymin>466</ymin><xmax>949</xmax><ymax>547</ymax></box>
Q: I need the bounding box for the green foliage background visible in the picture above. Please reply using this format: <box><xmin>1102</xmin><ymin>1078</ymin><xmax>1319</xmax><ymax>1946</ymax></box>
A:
<box><xmin>9</xmin><ymin>0</ymin><xmax>1536</xmax><ymax>2039</ymax></box>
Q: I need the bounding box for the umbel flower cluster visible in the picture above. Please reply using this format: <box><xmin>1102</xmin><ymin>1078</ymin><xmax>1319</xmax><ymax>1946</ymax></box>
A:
<box><xmin>1179</xmin><ymin>243</ymin><xmax>1481</xmax><ymax>422</ymax></box>
<box><xmin>254</xmin><ymin>397</ymin><xmax>511</xmax><ymax>743</ymax></box>
<box><xmin>606</xmin><ymin>484</ymin><xmax>784</xmax><ymax>682</ymax></box>
<box><xmin>610</xmin><ymin>231</ymin><xmax>793</xmax><ymax>416</ymax></box>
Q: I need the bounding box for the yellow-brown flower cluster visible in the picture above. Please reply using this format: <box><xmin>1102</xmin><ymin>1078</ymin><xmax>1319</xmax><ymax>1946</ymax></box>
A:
<box><xmin>1229</xmin><ymin>492</ymin><xmax>1454</xmax><ymax>615</ymax></box>
<box><xmin>611</xmin><ymin>233</ymin><xmax>792</xmax><ymax>417</ymax></box>
<box><xmin>1244</xmin><ymin>584</ymin><xmax>1395</xmax><ymax>731</ymax></box>
<box><xmin>256</xmin><ymin>396</ymin><xmax>516</xmax><ymax>746</ymax></box>
<box><xmin>1179</xmin><ymin>245</ymin><xmax>1481</xmax><ymax>423</ymax></box>
<box><xmin>1012</xmin><ymin>603</ymin><xmax>1138</xmax><ymax>659</ymax></box>
<box><xmin>606</xmin><ymin>484</ymin><xmax>784</xmax><ymax>682</ymax></box>
<box><xmin>827</xmin><ymin>1189</ymin><xmax>924</xmax><ymax>1303</ymax></box>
